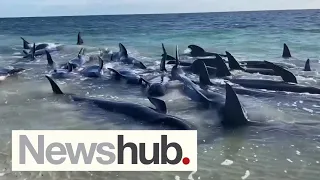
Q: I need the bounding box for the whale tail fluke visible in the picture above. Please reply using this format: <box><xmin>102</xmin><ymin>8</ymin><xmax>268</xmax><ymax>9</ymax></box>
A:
<box><xmin>304</xmin><ymin>59</ymin><xmax>311</xmax><ymax>71</ymax></box>
<box><xmin>226</xmin><ymin>51</ymin><xmax>244</xmax><ymax>70</ymax></box>
<box><xmin>148</xmin><ymin>97</ymin><xmax>167</xmax><ymax>114</ymax></box>
<box><xmin>282</xmin><ymin>43</ymin><xmax>291</xmax><ymax>58</ymax></box>
<box><xmin>221</xmin><ymin>83</ymin><xmax>249</xmax><ymax>128</ymax></box>
<box><xmin>45</xmin><ymin>75</ymin><xmax>64</xmax><ymax>94</ymax></box>
<box><xmin>264</xmin><ymin>61</ymin><xmax>297</xmax><ymax>83</ymax></box>
<box><xmin>77</xmin><ymin>32</ymin><xmax>83</xmax><ymax>45</ymax></box>
<box><xmin>21</xmin><ymin>37</ymin><xmax>30</xmax><ymax>49</ymax></box>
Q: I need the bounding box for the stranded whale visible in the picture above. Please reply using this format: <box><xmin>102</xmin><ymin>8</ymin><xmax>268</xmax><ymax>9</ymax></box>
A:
<box><xmin>45</xmin><ymin>75</ymin><xmax>195</xmax><ymax>130</ymax></box>
<box><xmin>170</xmin><ymin>45</ymin><xmax>259</xmax><ymax>128</ymax></box>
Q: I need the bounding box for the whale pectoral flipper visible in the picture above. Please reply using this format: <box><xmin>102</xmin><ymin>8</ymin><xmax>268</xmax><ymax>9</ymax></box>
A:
<box><xmin>45</xmin><ymin>75</ymin><xmax>64</xmax><ymax>94</ymax></box>
<box><xmin>22</xmin><ymin>50</ymin><xmax>28</xmax><ymax>55</ymax></box>
<box><xmin>77</xmin><ymin>32</ymin><xmax>83</xmax><ymax>45</ymax></box>
<box><xmin>264</xmin><ymin>61</ymin><xmax>297</xmax><ymax>83</ymax></box>
<box><xmin>21</xmin><ymin>37</ymin><xmax>30</xmax><ymax>49</ymax></box>
<box><xmin>160</xmin><ymin>44</ymin><xmax>167</xmax><ymax>72</ymax></box>
<box><xmin>222</xmin><ymin>83</ymin><xmax>249</xmax><ymax>127</ymax></box>
<box><xmin>67</xmin><ymin>62</ymin><xmax>73</xmax><ymax>72</ymax></box>
<box><xmin>175</xmin><ymin>45</ymin><xmax>180</xmax><ymax>66</ymax></box>
<box><xmin>8</xmin><ymin>68</ymin><xmax>25</xmax><ymax>75</ymax></box>
<box><xmin>31</xmin><ymin>43</ymin><xmax>36</xmax><ymax>60</ymax></box>
<box><xmin>304</xmin><ymin>59</ymin><xmax>311</xmax><ymax>71</ymax></box>
<box><xmin>78</xmin><ymin>48</ymin><xmax>84</xmax><ymax>56</ymax></box>
<box><xmin>140</xmin><ymin>78</ymin><xmax>150</xmax><ymax>87</ymax></box>
<box><xmin>226</xmin><ymin>51</ymin><xmax>244</xmax><ymax>70</ymax></box>
<box><xmin>45</xmin><ymin>50</ymin><xmax>54</xmax><ymax>66</ymax></box>
<box><xmin>282</xmin><ymin>43</ymin><xmax>291</xmax><ymax>58</ymax></box>
<box><xmin>148</xmin><ymin>97</ymin><xmax>167</xmax><ymax>114</ymax></box>
<box><xmin>98</xmin><ymin>57</ymin><xmax>104</xmax><ymax>72</ymax></box>
<box><xmin>161</xmin><ymin>43</ymin><xmax>167</xmax><ymax>55</ymax></box>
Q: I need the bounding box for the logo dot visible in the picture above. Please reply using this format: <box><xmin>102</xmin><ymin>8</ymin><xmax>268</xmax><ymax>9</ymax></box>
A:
<box><xmin>182</xmin><ymin>157</ymin><xmax>190</xmax><ymax>165</ymax></box>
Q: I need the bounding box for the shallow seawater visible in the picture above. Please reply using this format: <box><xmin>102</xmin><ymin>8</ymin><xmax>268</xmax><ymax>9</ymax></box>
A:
<box><xmin>0</xmin><ymin>9</ymin><xmax>320</xmax><ymax>180</ymax></box>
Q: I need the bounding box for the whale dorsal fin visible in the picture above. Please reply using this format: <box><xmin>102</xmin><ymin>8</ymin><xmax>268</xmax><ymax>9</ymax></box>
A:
<box><xmin>21</xmin><ymin>37</ymin><xmax>30</xmax><ymax>49</ymax></box>
<box><xmin>162</xmin><ymin>54</ymin><xmax>176</xmax><ymax>60</ymax></box>
<box><xmin>222</xmin><ymin>83</ymin><xmax>249</xmax><ymax>127</ymax></box>
<box><xmin>264</xmin><ymin>61</ymin><xmax>297</xmax><ymax>83</ymax></box>
<box><xmin>188</xmin><ymin>45</ymin><xmax>205</xmax><ymax>56</ymax></box>
<box><xmin>45</xmin><ymin>75</ymin><xmax>64</xmax><ymax>94</ymax></box>
<box><xmin>160</xmin><ymin>43</ymin><xmax>172</xmax><ymax>62</ymax></box>
<box><xmin>197</xmin><ymin>61</ymin><xmax>213</xmax><ymax>85</ymax></box>
<box><xmin>282</xmin><ymin>43</ymin><xmax>291</xmax><ymax>58</ymax></box>
<box><xmin>215</xmin><ymin>54</ymin><xmax>231</xmax><ymax>77</ymax></box>
<box><xmin>107</xmin><ymin>68</ymin><xmax>124</xmax><ymax>80</ymax></box>
<box><xmin>160</xmin><ymin>42</ymin><xmax>175</xmax><ymax>60</ymax></box>
<box><xmin>107</xmin><ymin>68</ymin><xmax>122</xmax><ymax>76</ymax></box>
<box><xmin>160</xmin><ymin>43</ymin><xmax>167</xmax><ymax>72</ymax></box>
<box><xmin>304</xmin><ymin>59</ymin><xmax>311</xmax><ymax>71</ymax></box>
<box><xmin>119</xmin><ymin>43</ymin><xmax>128</xmax><ymax>58</ymax></box>
<box><xmin>98</xmin><ymin>57</ymin><xmax>104</xmax><ymax>72</ymax></box>
<box><xmin>148</xmin><ymin>97</ymin><xmax>167</xmax><ymax>114</ymax></box>
<box><xmin>136</xmin><ymin>61</ymin><xmax>147</xmax><ymax>69</ymax></box>
<box><xmin>226</xmin><ymin>51</ymin><xmax>244</xmax><ymax>70</ymax></box>
<box><xmin>45</xmin><ymin>50</ymin><xmax>54</xmax><ymax>66</ymax></box>
<box><xmin>77</xmin><ymin>32</ymin><xmax>83</xmax><ymax>45</ymax></box>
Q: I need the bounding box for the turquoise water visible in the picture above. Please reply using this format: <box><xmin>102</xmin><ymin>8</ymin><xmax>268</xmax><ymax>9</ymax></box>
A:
<box><xmin>0</xmin><ymin>9</ymin><xmax>319</xmax><ymax>180</ymax></box>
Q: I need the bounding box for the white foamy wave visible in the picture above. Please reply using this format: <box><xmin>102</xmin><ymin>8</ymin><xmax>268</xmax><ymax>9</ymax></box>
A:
<box><xmin>46</xmin><ymin>42</ymin><xmax>60</xmax><ymax>50</ymax></box>
<box><xmin>221</xmin><ymin>159</ymin><xmax>234</xmax><ymax>166</ymax></box>
<box><xmin>241</xmin><ymin>170</ymin><xmax>250</xmax><ymax>180</ymax></box>
<box><xmin>188</xmin><ymin>171</ymin><xmax>197</xmax><ymax>180</ymax></box>
<box><xmin>184</xmin><ymin>48</ymin><xmax>191</xmax><ymax>54</ymax></box>
<box><xmin>302</xmin><ymin>107</ymin><xmax>314</xmax><ymax>113</ymax></box>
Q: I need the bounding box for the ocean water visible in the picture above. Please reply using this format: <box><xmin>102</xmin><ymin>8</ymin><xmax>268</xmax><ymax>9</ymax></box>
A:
<box><xmin>0</xmin><ymin>9</ymin><xmax>320</xmax><ymax>180</ymax></box>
